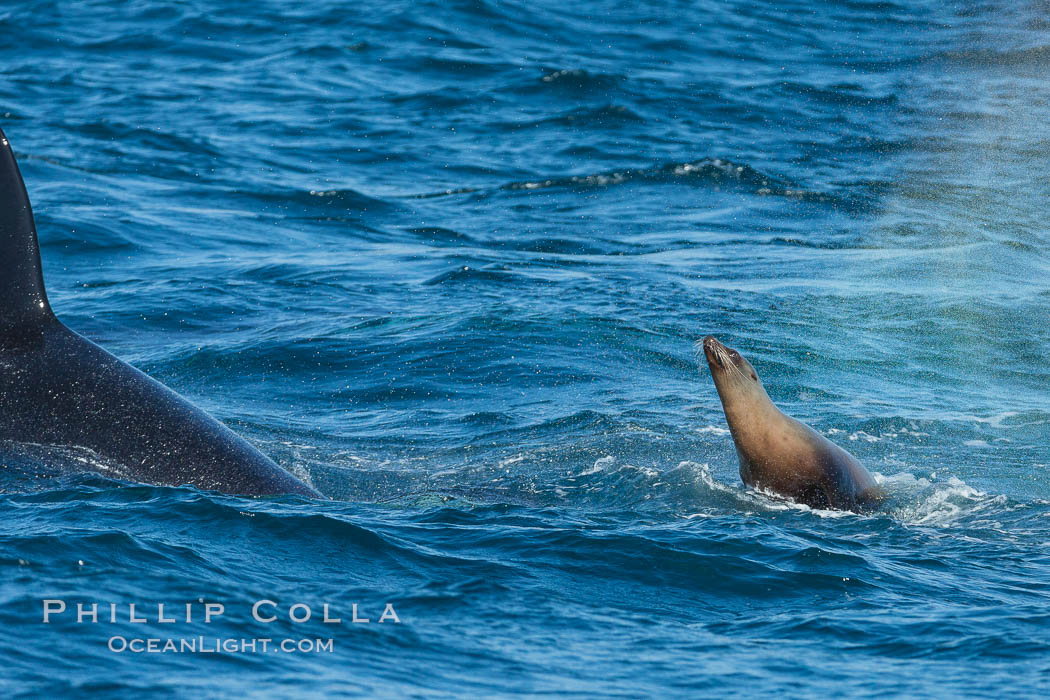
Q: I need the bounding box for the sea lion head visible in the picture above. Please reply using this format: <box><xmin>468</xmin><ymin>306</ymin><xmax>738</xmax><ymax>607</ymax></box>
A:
<box><xmin>700</xmin><ymin>334</ymin><xmax>774</xmax><ymax>425</ymax></box>
<box><xmin>701</xmin><ymin>336</ymin><xmax>761</xmax><ymax>395</ymax></box>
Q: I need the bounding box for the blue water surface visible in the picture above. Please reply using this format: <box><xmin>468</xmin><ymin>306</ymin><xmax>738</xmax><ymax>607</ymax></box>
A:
<box><xmin>2</xmin><ymin>0</ymin><xmax>1050</xmax><ymax>696</ymax></box>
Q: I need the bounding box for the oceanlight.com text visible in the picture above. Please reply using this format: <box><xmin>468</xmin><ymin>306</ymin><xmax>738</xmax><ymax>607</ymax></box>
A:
<box><xmin>107</xmin><ymin>636</ymin><xmax>335</xmax><ymax>654</ymax></box>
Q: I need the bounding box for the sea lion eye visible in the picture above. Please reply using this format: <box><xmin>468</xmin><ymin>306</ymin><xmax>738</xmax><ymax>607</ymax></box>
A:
<box><xmin>750</xmin><ymin>371</ymin><xmax>757</xmax><ymax>381</ymax></box>
<box><xmin>730</xmin><ymin>351</ymin><xmax>739</xmax><ymax>358</ymax></box>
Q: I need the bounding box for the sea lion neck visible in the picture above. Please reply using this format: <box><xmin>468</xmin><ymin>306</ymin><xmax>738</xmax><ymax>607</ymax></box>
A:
<box><xmin>716</xmin><ymin>377</ymin><xmax>782</xmax><ymax>444</ymax></box>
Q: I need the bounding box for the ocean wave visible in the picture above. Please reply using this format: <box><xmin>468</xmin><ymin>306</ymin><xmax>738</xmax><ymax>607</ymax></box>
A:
<box><xmin>410</xmin><ymin>157</ymin><xmax>842</xmax><ymax>203</ymax></box>
<box><xmin>930</xmin><ymin>44</ymin><xmax>1050</xmax><ymax>68</ymax></box>
<box><xmin>532</xmin><ymin>68</ymin><xmax>626</xmax><ymax>94</ymax></box>
<box><xmin>496</xmin><ymin>104</ymin><xmax>646</xmax><ymax>131</ymax></box>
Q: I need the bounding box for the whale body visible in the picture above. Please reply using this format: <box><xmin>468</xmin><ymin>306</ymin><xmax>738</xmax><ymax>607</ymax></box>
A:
<box><xmin>0</xmin><ymin>126</ymin><xmax>320</xmax><ymax>498</ymax></box>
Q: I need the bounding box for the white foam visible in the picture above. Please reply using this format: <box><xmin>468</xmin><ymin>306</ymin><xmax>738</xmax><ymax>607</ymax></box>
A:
<box><xmin>498</xmin><ymin>454</ymin><xmax>527</xmax><ymax>469</ymax></box>
<box><xmin>576</xmin><ymin>455</ymin><xmax>614</xmax><ymax>477</ymax></box>
<box><xmin>884</xmin><ymin>472</ymin><xmax>1009</xmax><ymax>527</ymax></box>
<box><xmin>677</xmin><ymin>460</ymin><xmax>735</xmax><ymax>495</ymax></box>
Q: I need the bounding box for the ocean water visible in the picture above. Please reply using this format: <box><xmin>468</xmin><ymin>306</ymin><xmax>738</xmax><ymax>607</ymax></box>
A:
<box><xmin>2</xmin><ymin>0</ymin><xmax>1049</xmax><ymax>696</ymax></box>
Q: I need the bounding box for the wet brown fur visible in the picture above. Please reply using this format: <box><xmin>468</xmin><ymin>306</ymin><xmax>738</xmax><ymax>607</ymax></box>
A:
<box><xmin>701</xmin><ymin>336</ymin><xmax>883</xmax><ymax>511</ymax></box>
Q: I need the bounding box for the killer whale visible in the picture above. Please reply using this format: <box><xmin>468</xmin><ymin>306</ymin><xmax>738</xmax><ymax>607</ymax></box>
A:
<box><xmin>0</xmin><ymin>127</ymin><xmax>321</xmax><ymax>498</ymax></box>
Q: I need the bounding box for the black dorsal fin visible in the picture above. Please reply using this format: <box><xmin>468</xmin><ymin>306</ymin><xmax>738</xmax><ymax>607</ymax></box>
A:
<box><xmin>0</xmin><ymin>126</ymin><xmax>53</xmax><ymax>328</ymax></box>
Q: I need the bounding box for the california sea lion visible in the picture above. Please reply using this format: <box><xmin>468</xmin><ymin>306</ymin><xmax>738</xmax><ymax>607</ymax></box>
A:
<box><xmin>701</xmin><ymin>336</ymin><xmax>882</xmax><ymax>511</ymax></box>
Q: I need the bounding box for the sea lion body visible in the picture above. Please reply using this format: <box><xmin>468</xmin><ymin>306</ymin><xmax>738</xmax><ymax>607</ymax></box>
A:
<box><xmin>702</xmin><ymin>336</ymin><xmax>882</xmax><ymax>511</ymax></box>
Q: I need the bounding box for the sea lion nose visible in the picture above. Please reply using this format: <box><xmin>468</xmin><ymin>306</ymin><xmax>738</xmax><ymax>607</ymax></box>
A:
<box><xmin>701</xmin><ymin>336</ymin><xmax>722</xmax><ymax>366</ymax></box>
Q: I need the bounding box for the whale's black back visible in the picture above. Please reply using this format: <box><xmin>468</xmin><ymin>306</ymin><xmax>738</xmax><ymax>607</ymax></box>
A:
<box><xmin>0</xmin><ymin>127</ymin><xmax>320</xmax><ymax>498</ymax></box>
